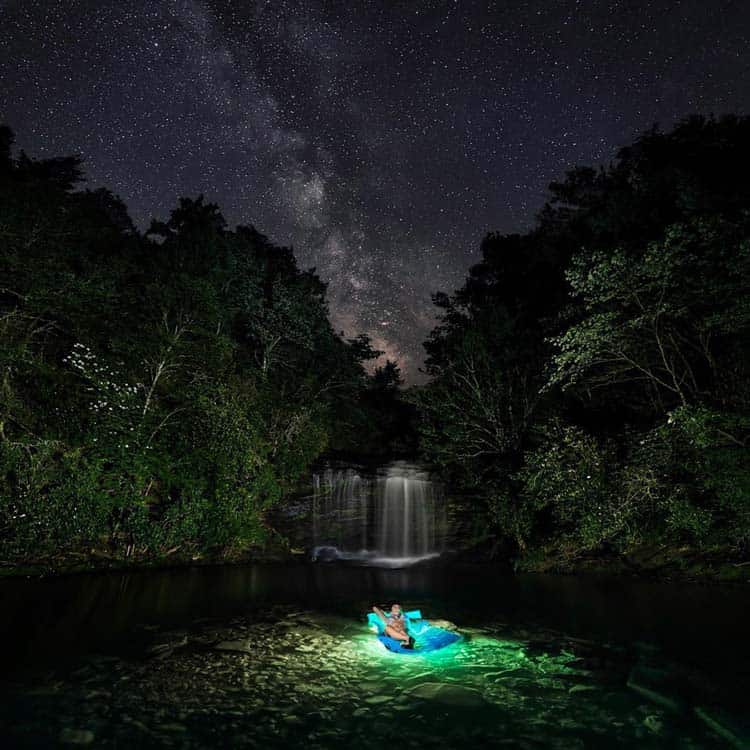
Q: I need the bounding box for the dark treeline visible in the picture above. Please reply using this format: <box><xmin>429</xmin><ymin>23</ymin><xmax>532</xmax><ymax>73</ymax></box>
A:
<box><xmin>0</xmin><ymin>124</ymin><xmax>405</xmax><ymax>563</ymax></box>
<box><xmin>2</xmin><ymin>116</ymin><xmax>749</xmax><ymax>573</ymax></box>
<box><xmin>415</xmin><ymin>115</ymin><xmax>750</xmax><ymax>569</ymax></box>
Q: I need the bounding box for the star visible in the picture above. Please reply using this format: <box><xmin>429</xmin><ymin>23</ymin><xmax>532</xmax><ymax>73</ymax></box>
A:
<box><xmin>2</xmin><ymin>0</ymin><xmax>748</xmax><ymax>382</ymax></box>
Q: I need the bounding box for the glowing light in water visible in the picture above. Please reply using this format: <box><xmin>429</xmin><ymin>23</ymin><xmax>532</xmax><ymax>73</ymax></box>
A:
<box><xmin>311</xmin><ymin>461</ymin><xmax>446</xmax><ymax>566</ymax></box>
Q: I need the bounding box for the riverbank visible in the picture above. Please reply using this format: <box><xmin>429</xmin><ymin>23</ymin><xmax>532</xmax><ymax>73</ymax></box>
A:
<box><xmin>445</xmin><ymin>497</ymin><xmax>750</xmax><ymax>585</ymax></box>
<box><xmin>510</xmin><ymin>542</ymin><xmax>750</xmax><ymax>584</ymax></box>
<box><xmin>0</xmin><ymin>538</ymin><xmax>306</xmax><ymax>579</ymax></box>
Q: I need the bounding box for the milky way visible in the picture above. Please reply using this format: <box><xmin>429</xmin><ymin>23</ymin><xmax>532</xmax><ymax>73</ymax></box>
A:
<box><xmin>2</xmin><ymin>1</ymin><xmax>749</xmax><ymax>381</ymax></box>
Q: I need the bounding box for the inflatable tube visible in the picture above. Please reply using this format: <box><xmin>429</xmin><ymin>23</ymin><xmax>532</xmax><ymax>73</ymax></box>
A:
<box><xmin>367</xmin><ymin>610</ymin><xmax>462</xmax><ymax>655</ymax></box>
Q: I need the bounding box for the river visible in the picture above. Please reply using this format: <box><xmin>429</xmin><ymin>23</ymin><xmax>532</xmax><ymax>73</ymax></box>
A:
<box><xmin>1</xmin><ymin>462</ymin><xmax>748</xmax><ymax>748</ymax></box>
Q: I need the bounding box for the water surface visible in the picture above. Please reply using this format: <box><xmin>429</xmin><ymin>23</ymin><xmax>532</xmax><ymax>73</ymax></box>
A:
<box><xmin>1</xmin><ymin>563</ymin><xmax>748</xmax><ymax>748</ymax></box>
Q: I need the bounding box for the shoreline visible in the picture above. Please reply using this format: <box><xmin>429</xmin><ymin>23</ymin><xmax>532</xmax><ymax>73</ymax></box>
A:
<box><xmin>2</xmin><ymin>542</ymin><xmax>748</xmax><ymax>585</ymax></box>
<box><xmin>511</xmin><ymin>544</ymin><xmax>750</xmax><ymax>585</ymax></box>
<box><xmin>0</xmin><ymin>543</ymin><xmax>303</xmax><ymax>580</ymax></box>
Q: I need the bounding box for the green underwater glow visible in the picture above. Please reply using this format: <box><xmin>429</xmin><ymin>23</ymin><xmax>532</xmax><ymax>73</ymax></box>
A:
<box><xmin>359</xmin><ymin>622</ymin><xmax>567</xmax><ymax>677</ymax></box>
<box><xmin>1</xmin><ymin>609</ymin><xmax>736</xmax><ymax>749</ymax></box>
<box><xmin>365</xmin><ymin>611</ymin><xmax>462</xmax><ymax>654</ymax></box>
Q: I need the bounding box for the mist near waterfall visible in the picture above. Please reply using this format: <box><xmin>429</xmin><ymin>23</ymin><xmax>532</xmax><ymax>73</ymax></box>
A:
<box><xmin>311</xmin><ymin>462</ymin><xmax>446</xmax><ymax>567</ymax></box>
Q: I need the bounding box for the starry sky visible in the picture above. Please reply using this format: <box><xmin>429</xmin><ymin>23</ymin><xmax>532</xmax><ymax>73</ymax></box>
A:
<box><xmin>2</xmin><ymin>1</ymin><xmax>749</xmax><ymax>382</ymax></box>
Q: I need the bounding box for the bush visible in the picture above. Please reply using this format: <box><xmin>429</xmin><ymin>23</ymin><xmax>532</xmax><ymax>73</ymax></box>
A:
<box><xmin>518</xmin><ymin>422</ymin><xmax>635</xmax><ymax>551</ymax></box>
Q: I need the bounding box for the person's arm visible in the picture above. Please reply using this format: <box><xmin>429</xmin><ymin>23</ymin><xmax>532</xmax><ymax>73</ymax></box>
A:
<box><xmin>372</xmin><ymin>606</ymin><xmax>388</xmax><ymax>625</ymax></box>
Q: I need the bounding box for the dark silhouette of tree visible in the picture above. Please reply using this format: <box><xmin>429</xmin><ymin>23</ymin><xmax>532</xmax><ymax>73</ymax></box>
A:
<box><xmin>418</xmin><ymin>115</ymin><xmax>750</xmax><ymax>564</ymax></box>
<box><xmin>0</xmin><ymin>124</ymin><xmax>388</xmax><ymax>562</ymax></box>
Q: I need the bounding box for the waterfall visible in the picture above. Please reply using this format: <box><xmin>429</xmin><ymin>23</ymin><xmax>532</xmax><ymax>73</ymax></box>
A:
<box><xmin>311</xmin><ymin>461</ymin><xmax>444</xmax><ymax>567</ymax></box>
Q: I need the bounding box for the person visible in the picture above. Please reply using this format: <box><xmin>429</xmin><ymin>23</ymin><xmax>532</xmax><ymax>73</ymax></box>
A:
<box><xmin>372</xmin><ymin>603</ymin><xmax>415</xmax><ymax>648</ymax></box>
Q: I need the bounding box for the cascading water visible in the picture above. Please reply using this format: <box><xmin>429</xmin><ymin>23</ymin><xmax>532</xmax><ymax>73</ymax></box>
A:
<box><xmin>311</xmin><ymin>461</ymin><xmax>445</xmax><ymax>567</ymax></box>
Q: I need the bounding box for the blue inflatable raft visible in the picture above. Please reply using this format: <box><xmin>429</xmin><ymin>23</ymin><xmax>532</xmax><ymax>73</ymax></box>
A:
<box><xmin>367</xmin><ymin>609</ymin><xmax>462</xmax><ymax>655</ymax></box>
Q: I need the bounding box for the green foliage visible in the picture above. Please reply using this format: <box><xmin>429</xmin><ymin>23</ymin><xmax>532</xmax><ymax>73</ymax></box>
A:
<box><xmin>0</xmin><ymin>125</ymin><xmax>379</xmax><ymax>561</ymax></box>
<box><xmin>518</xmin><ymin>422</ymin><xmax>636</xmax><ymax>550</ymax></box>
<box><xmin>484</xmin><ymin>483</ymin><xmax>534</xmax><ymax>553</ymax></box>
<box><xmin>414</xmin><ymin>328</ymin><xmax>536</xmax><ymax>487</ymax></box>
<box><xmin>550</xmin><ymin>216</ymin><xmax>750</xmax><ymax>408</ymax></box>
<box><xmin>663</xmin><ymin>406</ymin><xmax>750</xmax><ymax>546</ymax></box>
<box><xmin>416</xmin><ymin>114</ymin><xmax>750</xmax><ymax>564</ymax></box>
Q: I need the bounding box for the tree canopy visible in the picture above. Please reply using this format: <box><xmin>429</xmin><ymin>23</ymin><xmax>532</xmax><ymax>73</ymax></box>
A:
<box><xmin>0</xmin><ymin>124</ymin><xmax>388</xmax><ymax>561</ymax></box>
<box><xmin>416</xmin><ymin>115</ymin><xmax>750</xmax><ymax>563</ymax></box>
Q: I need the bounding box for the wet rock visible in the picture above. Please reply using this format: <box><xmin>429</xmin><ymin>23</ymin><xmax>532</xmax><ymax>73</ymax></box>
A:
<box><xmin>157</xmin><ymin>722</ymin><xmax>187</xmax><ymax>732</ymax></box>
<box><xmin>626</xmin><ymin>666</ymin><xmax>686</xmax><ymax>713</ymax></box>
<box><xmin>161</xmin><ymin>629</ymin><xmax>188</xmax><ymax>640</ymax></box>
<box><xmin>428</xmin><ymin>619</ymin><xmax>458</xmax><ymax>631</ymax></box>
<box><xmin>403</xmin><ymin>671</ymin><xmax>434</xmax><ymax>684</ymax></box>
<box><xmin>148</xmin><ymin>635</ymin><xmax>188</xmax><ymax>657</ymax></box>
<box><xmin>406</xmin><ymin>682</ymin><xmax>487</xmax><ymax>708</ymax></box>
<box><xmin>568</xmin><ymin>684</ymin><xmax>597</xmax><ymax>694</ymax></box>
<box><xmin>359</xmin><ymin>679</ymin><xmax>385</xmax><ymax>691</ymax></box>
<box><xmin>586</xmin><ymin>668</ymin><xmax>626</xmax><ymax>686</ymax></box>
<box><xmin>568</xmin><ymin>651</ymin><xmax>632</xmax><ymax>676</ymax></box>
<box><xmin>190</xmin><ymin>632</ymin><xmax>219</xmax><ymax>646</ymax></box>
<box><xmin>215</xmin><ymin>640</ymin><xmax>253</xmax><ymax>654</ymax></box>
<box><xmin>457</xmin><ymin>626</ymin><xmax>488</xmax><ymax>637</ymax></box>
<box><xmin>364</xmin><ymin>694</ymin><xmax>393</xmax><ymax>705</ymax></box>
<box><xmin>123</xmin><ymin>717</ymin><xmax>152</xmax><ymax>734</ymax></box>
<box><xmin>59</xmin><ymin>728</ymin><xmax>95</xmax><ymax>745</ymax></box>
<box><xmin>283</xmin><ymin>624</ymin><xmax>324</xmax><ymax>638</ymax></box>
<box><xmin>84</xmin><ymin>689</ymin><xmax>111</xmax><ymax>700</ymax></box>
<box><xmin>694</xmin><ymin>706</ymin><xmax>750</xmax><ymax>749</ymax></box>
<box><xmin>312</xmin><ymin>546</ymin><xmax>339</xmax><ymax>562</ymax></box>
<box><xmin>643</xmin><ymin>714</ymin><xmax>664</xmax><ymax>734</ymax></box>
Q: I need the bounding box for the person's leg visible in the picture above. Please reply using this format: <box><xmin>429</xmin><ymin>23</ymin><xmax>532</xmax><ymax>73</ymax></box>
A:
<box><xmin>385</xmin><ymin>624</ymin><xmax>410</xmax><ymax>642</ymax></box>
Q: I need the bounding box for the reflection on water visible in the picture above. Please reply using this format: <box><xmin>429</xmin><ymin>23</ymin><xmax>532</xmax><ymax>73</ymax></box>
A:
<box><xmin>1</xmin><ymin>564</ymin><xmax>749</xmax><ymax>748</ymax></box>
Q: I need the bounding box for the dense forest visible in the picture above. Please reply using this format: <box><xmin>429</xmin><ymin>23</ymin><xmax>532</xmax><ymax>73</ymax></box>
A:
<box><xmin>2</xmin><ymin>116</ymin><xmax>749</xmax><ymax>574</ymax></box>
<box><xmin>415</xmin><ymin>115</ymin><xmax>750</xmax><ymax>571</ymax></box>
<box><xmin>0</xmin><ymin>124</ymin><xmax>406</xmax><ymax>565</ymax></box>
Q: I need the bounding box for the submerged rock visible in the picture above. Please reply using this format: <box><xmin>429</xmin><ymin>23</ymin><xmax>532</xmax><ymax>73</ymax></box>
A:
<box><xmin>157</xmin><ymin>722</ymin><xmax>187</xmax><ymax>733</ymax></box>
<box><xmin>694</xmin><ymin>706</ymin><xmax>750</xmax><ymax>749</ymax></box>
<box><xmin>215</xmin><ymin>640</ymin><xmax>253</xmax><ymax>654</ymax></box>
<box><xmin>312</xmin><ymin>546</ymin><xmax>339</xmax><ymax>562</ymax></box>
<box><xmin>626</xmin><ymin>666</ymin><xmax>686</xmax><ymax>713</ymax></box>
<box><xmin>147</xmin><ymin>634</ymin><xmax>188</xmax><ymax>658</ymax></box>
<box><xmin>5</xmin><ymin>604</ymin><xmax>743</xmax><ymax>750</ymax></box>
<box><xmin>406</xmin><ymin>682</ymin><xmax>487</xmax><ymax>708</ymax></box>
<box><xmin>59</xmin><ymin>728</ymin><xmax>95</xmax><ymax>745</ymax></box>
<box><xmin>643</xmin><ymin>714</ymin><xmax>664</xmax><ymax>734</ymax></box>
<box><xmin>364</xmin><ymin>694</ymin><xmax>393</xmax><ymax>705</ymax></box>
<box><xmin>427</xmin><ymin>619</ymin><xmax>458</xmax><ymax>631</ymax></box>
<box><xmin>568</xmin><ymin>684</ymin><xmax>597</xmax><ymax>695</ymax></box>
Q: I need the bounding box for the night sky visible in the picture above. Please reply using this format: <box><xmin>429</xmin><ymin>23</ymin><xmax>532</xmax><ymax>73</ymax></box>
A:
<box><xmin>2</xmin><ymin>1</ymin><xmax>749</xmax><ymax>382</ymax></box>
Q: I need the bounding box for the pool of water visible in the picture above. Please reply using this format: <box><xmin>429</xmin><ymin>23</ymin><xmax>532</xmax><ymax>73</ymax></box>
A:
<box><xmin>1</xmin><ymin>563</ymin><xmax>748</xmax><ymax>748</ymax></box>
